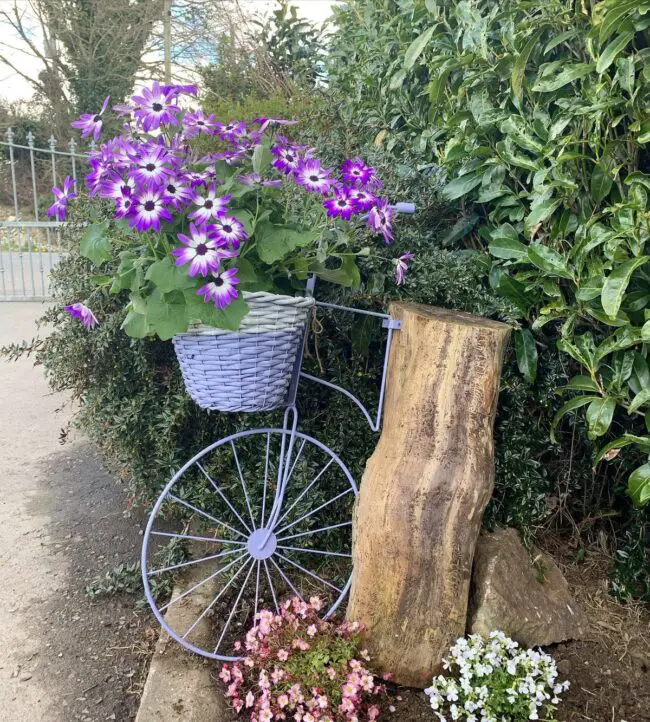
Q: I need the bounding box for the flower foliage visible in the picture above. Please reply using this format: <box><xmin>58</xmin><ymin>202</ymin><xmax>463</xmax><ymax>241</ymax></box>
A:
<box><xmin>424</xmin><ymin>632</ymin><xmax>569</xmax><ymax>722</ymax></box>
<box><xmin>220</xmin><ymin>596</ymin><xmax>386</xmax><ymax>721</ymax></box>
<box><xmin>61</xmin><ymin>82</ymin><xmax>414</xmax><ymax>339</ymax></box>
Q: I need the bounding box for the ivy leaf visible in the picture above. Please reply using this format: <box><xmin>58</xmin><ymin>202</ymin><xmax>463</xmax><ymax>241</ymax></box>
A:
<box><xmin>551</xmin><ymin>395</ymin><xmax>601</xmax><ymax>442</ymax></box>
<box><xmin>601</xmin><ymin>256</ymin><xmax>650</xmax><ymax>319</ymax></box>
<box><xmin>80</xmin><ymin>221</ymin><xmax>111</xmax><ymax>266</ymax></box>
<box><xmin>586</xmin><ymin>397</ymin><xmax>616</xmax><ymax>439</ymax></box>
<box><xmin>628</xmin><ymin>463</ymin><xmax>650</xmax><ymax>507</ymax></box>
<box><xmin>514</xmin><ymin>328</ymin><xmax>537</xmax><ymax>383</ymax></box>
<box><xmin>404</xmin><ymin>25</ymin><xmax>436</xmax><ymax>70</ymax></box>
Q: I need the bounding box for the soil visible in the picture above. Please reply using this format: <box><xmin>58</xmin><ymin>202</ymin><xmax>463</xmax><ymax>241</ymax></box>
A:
<box><xmin>386</xmin><ymin>542</ymin><xmax>650</xmax><ymax>721</ymax></box>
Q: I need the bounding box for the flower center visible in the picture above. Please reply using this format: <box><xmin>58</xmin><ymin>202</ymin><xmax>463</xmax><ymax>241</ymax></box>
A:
<box><xmin>195</xmin><ymin>243</ymin><xmax>208</xmax><ymax>255</ymax></box>
<box><xmin>222</xmin><ymin>225</ymin><xmax>232</xmax><ymax>233</ymax></box>
<box><xmin>286</xmin><ymin>154</ymin><xmax>294</xmax><ymax>161</ymax></box>
<box><xmin>145</xmin><ymin>163</ymin><xmax>156</xmax><ymax>172</ymax></box>
<box><xmin>204</xmin><ymin>200</ymin><xmax>213</xmax><ymax>209</ymax></box>
<box><xmin>167</xmin><ymin>184</ymin><xmax>176</xmax><ymax>194</ymax></box>
<box><xmin>309</xmin><ymin>175</ymin><xmax>319</xmax><ymax>182</ymax></box>
<box><xmin>214</xmin><ymin>277</ymin><xmax>224</xmax><ymax>287</ymax></box>
<box><xmin>93</xmin><ymin>115</ymin><xmax>102</xmax><ymax>123</ymax></box>
<box><xmin>144</xmin><ymin>200</ymin><xmax>156</xmax><ymax>211</ymax></box>
<box><xmin>338</xmin><ymin>200</ymin><xmax>347</xmax><ymax>207</ymax></box>
<box><xmin>197</xmin><ymin>120</ymin><xmax>205</xmax><ymax>126</ymax></box>
<box><xmin>152</xmin><ymin>102</ymin><xmax>163</xmax><ymax>112</ymax></box>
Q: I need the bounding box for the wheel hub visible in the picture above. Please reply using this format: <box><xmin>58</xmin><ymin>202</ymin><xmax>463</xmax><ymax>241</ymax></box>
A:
<box><xmin>247</xmin><ymin>528</ymin><xmax>277</xmax><ymax>560</ymax></box>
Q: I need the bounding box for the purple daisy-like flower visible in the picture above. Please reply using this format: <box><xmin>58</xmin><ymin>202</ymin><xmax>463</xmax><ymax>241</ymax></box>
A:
<box><xmin>99</xmin><ymin>173</ymin><xmax>135</xmax><ymax>201</ymax></box>
<box><xmin>237</xmin><ymin>172</ymin><xmax>283</xmax><ymax>188</ymax></box>
<box><xmin>395</xmin><ymin>252</ymin><xmax>414</xmax><ymax>285</ymax></box>
<box><xmin>47</xmin><ymin>176</ymin><xmax>77</xmax><ymax>221</ymax></box>
<box><xmin>271</xmin><ymin>144</ymin><xmax>302</xmax><ymax>175</ymax></box>
<box><xmin>161</xmin><ymin>83</ymin><xmax>199</xmax><ymax>98</ymax></box>
<box><xmin>349</xmin><ymin>188</ymin><xmax>377</xmax><ymax>212</ymax></box>
<box><xmin>71</xmin><ymin>96</ymin><xmax>110</xmax><ymax>141</ymax></box>
<box><xmin>129</xmin><ymin>187</ymin><xmax>172</xmax><ymax>232</ymax></box>
<box><xmin>129</xmin><ymin>146</ymin><xmax>172</xmax><ymax>187</ymax></box>
<box><xmin>189</xmin><ymin>186</ymin><xmax>231</xmax><ymax>223</ymax></box>
<box><xmin>254</xmin><ymin>117</ymin><xmax>299</xmax><ymax>132</ymax></box>
<box><xmin>215</xmin><ymin>121</ymin><xmax>247</xmax><ymax>143</ymax></box>
<box><xmin>197</xmin><ymin>268</ymin><xmax>240</xmax><ymax>309</ymax></box>
<box><xmin>99</xmin><ymin>138</ymin><xmax>134</xmax><ymax>171</ymax></box>
<box><xmin>162</xmin><ymin>178</ymin><xmax>193</xmax><ymax>210</ymax></box>
<box><xmin>182</xmin><ymin>110</ymin><xmax>218</xmax><ymax>138</ymax></box>
<box><xmin>294</xmin><ymin>159</ymin><xmax>334</xmax><ymax>194</ymax></box>
<box><xmin>182</xmin><ymin>170</ymin><xmax>213</xmax><ymax>188</ymax></box>
<box><xmin>171</xmin><ymin>223</ymin><xmax>234</xmax><ymax>277</ymax></box>
<box><xmin>211</xmin><ymin>215</ymin><xmax>247</xmax><ymax>249</ymax></box>
<box><xmin>84</xmin><ymin>159</ymin><xmax>112</xmax><ymax>196</ymax></box>
<box><xmin>131</xmin><ymin>82</ymin><xmax>180</xmax><ymax>131</ymax></box>
<box><xmin>65</xmin><ymin>303</ymin><xmax>99</xmax><ymax>329</ymax></box>
<box><xmin>115</xmin><ymin>195</ymin><xmax>133</xmax><ymax>218</ymax></box>
<box><xmin>340</xmin><ymin>157</ymin><xmax>374</xmax><ymax>186</ymax></box>
<box><xmin>368</xmin><ymin>199</ymin><xmax>394</xmax><ymax>243</ymax></box>
<box><xmin>323</xmin><ymin>188</ymin><xmax>359</xmax><ymax>220</ymax></box>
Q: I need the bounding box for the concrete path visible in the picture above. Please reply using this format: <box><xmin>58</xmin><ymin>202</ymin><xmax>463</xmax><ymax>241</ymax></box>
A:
<box><xmin>0</xmin><ymin>303</ymin><xmax>149</xmax><ymax>721</ymax></box>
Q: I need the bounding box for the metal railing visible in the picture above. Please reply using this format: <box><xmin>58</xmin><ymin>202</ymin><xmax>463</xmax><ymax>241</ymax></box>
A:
<box><xmin>0</xmin><ymin>128</ymin><xmax>91</xmax><ymax>300</ymax></box>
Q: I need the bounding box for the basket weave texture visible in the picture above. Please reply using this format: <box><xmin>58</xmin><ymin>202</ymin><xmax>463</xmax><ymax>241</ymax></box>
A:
<box><xmin>173</xmin><ymin>291</ymin><xmax>315</xmax><ymax>412</ymax></box>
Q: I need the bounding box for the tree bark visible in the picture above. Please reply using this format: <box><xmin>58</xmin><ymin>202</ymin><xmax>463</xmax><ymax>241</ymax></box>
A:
<box><xmin>347</xmin><ymin>303</ymin><xmax>511</xmax><ymax>688</ymax></box>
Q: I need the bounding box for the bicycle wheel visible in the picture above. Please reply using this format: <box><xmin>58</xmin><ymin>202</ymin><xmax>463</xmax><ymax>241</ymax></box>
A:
<box><xmin>141</xmin><ymin>428</ymin><xmax>357</xmax><ymax>661</ymax></box>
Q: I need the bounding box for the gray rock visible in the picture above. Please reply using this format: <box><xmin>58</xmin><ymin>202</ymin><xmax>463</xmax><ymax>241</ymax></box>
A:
<box><xmin>469</xmin><ymin>528</ymin><xmax>586</xmax><ymax>647</ymax></box>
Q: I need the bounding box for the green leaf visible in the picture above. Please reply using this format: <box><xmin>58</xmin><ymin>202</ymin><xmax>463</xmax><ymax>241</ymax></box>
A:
<box><xmin>121</xmin><ymin>310</ymin><xmax>150</xmax><ymax>338</ymax></box>
<box><xmin>441</xmin><ymin>173</ymin><xmax>482</xmax><ymax>201</ymax></box>
<box><xmin>586</xmin><ymin>397</ymin><xmax>616</xmax><ymax>439</ymax></box>
<box><xmin>512</xmin><ymin>29</ymin><xmax>544</xmax><ymax>99</ymax></box>
<box><xmin>551</xmin><ymin>395</ymin><xmax>601</xmax><ymax>442</ymax></box>
<box><xmin>594</xmin><ymin>326</ymin><xmax>644</xmax><ymax>364</ymax></box>
<box><xmin>514</xmin><ymin>328</ymin><xmax>537</xmax><ymax>383</ymax></box>
<box><xmin>404</xmin><ymin>25</ymin><xmax>436</xmax><ymax>70</ymax></box>
<box><xmin>252</xmin><ymin>144</ymin><xmax>273</xmax><ymax>174</ymax></box>
<box><xmin>489</xmin><ymin>267</ymin><xmax>533</xmax><ymax>316</ymax></box>
<box><xmin>255</xmin><ymin>223</ymin><xmax>315</xmax><ymax>264</ymax></box>
<box><xmin>230</xmin><ymin>209</ymin><xmax>255</xmax><ymax>237</ymax></box>
<box><xmin>310</xmin><ymin>255</ymin><xmax>361</xmax><ymax>287</ymax></box>
<box><xmin>186</xmin><ymin>293</ymin><xmax>249</xmax><ymax>330</ymax></box>
<box><xmin>625</xmin><ymin>172</ymin><xmax>650</xmax><ymax>191</ymax></box>
<box><xmin>594</xmin><ymin>434</ymin><xmax>650</xmax><ymax>464</ymax></box>
<box><xmin>145</xmin><ymin>257</ymin><xmax>193</xmax><ymax>293</ymax></box>
<box><xmin>524</xmin><ymin>199</ymin><xmax>561</xmax><ymax>237</ymax></box>
<box><xmin>628</xmin><ymin>352</ymin><xmax>650</xmax><ymax>395</ymax></box>
<box><xmin>489</xmin><ymin>236</ymin><xmax>528</xmax><ymax>260</ymax></box>
<box><xmin>564</xmin><ymin>375</ymin><xmax>600</xmax><ymax>392</ymax></box>
<box><xmin>528</xmin><ymin>244</ymin><xmax>572</xmax><ymax>279</ymax></box>
<box><xmin>590</xmin><ymin>162</ymin><xmax>614</xmax><ymax>203</ymax></box>
<box><xmin>597</xmin><ymin>31</ymin><xmax>635</xmax><ymax>74</ymax></box>
<box><xmin>532</xmin><ymin>63</ymin><xmax>595</xmax><ymax>92</ymax></box>
<box><xmin>601</xmin><ymin>256</ymin><xmax>650</xmax><ymax>318</ymax></box>
<box><xmin>80</xmin><ymin>221</ymin><xmax>111</xmax><ymax>267</ymax></box>
<box><xmin>628</xmin><ymin>388</ymin><xmax>650</xmax><ymax>415</ymax></box>
<box><xmin>628</xmin><ymin>463</ymin><xmax>650</xmax><ymax>506</ymax></box>
<box><xmin>598</xmin><ymin>0</ymin><xmax>644</xmax><ymax>44</ymax></box>
<box><xmin>389</xmin><ymin>68</ymin><xmax>407</xmax><ymax>90</ymax></box>
<box><xmin>146</xmin><ymin>290</ymin><xmax>188</xmax><ymax>341</ymax></box>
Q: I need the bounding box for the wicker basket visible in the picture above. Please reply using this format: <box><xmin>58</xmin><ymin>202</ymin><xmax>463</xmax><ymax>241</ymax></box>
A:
<box><xmin>173</xmin><ymin>291</ymin><xmax>315</xmax><ymax>412</ymax></box>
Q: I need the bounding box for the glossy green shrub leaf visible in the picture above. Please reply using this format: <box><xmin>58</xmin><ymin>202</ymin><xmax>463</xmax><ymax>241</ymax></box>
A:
<box><xmin>628</xmin><ymin>388</ymin><xmax>650</xmax><ymax>415</ymax></box>
<box><xmin>404</xmin><ymin>25</ymin><xmax>436</xmax><ymax>70</ymax></box>
<box><xmin>590</xmin><ymin>162</ymin><xmax>614</xmax><ymax>203</ymax></box>
<box><xmin>528</xmin><ymin>244</ymin><xmax>572</xmax><ymax>279</ymax></box>
<box><xmin>596</xmin><ymin>31</ymin><xmax>635</xmax><ymax>74</ymax></box>
<box><xmin>628</xmin><ymin>463</ymin><xmax>650</xmax><ymax>506</ymax></box>
<box><xmin>512</xmin><ymin>29</ymin><xmax>545</xmax><ymax>99</ymax></box>
<box><xmin>594</xmin><ymin>434</ymin><xmax>650</xmax><ymax>464</ymax></box>
<box><xmin>601</xmin><ymin>256</ymin><xmax>650</xmax><ymax>319</ymax></box>
<box><xmin>551</xmin><ymin>395</ymin><xmax>601</xmax><ymax>442</ymax></box>
<box><xmin>586</xmin><ymin>397</ymin><xmax>616</xmax><ymax>439</ymax></box>
<box><xmin>441</xmin><ymin>173</ymin><xmax>482</xmax><ymax>201</ymax></box>
<box><xmin>514</xmin><ymin>328</ymin><xmax>538</xmax><ymax>383</ymax></box>
<box><xmin>531</xmin><ymin>63</ymin><xmax>594</xmax><ymax>92</ymax></box>
<box><xmin>564</xmin><ymin>375</ymin><xmax>600</xmax><ymax>392</ymax></box>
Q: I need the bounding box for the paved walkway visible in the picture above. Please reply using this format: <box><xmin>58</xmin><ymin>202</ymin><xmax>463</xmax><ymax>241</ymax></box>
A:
<box><xmin>0</xmin><ymin>303</ymin><xmax>148</xmax><ymax>721</ymax></box>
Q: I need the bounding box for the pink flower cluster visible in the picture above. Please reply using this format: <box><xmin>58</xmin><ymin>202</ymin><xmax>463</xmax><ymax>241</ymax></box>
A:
<box><xmin>220</xmin><ymin>597</ymin><xmax>387</xmax><ymax>721</ymax></box>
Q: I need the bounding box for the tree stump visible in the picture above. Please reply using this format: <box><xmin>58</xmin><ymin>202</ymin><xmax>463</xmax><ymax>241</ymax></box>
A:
<box><xmin>347</xmin><ymin>303</ymin><xmax>511</xmax><ymax>688</ymax></box>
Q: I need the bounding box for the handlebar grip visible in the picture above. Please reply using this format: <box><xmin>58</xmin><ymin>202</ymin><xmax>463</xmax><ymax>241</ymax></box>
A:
<box><xmin>392</xmin><ymin>202</ymin><xmax>416</xmax><ymax>214</ymax></box>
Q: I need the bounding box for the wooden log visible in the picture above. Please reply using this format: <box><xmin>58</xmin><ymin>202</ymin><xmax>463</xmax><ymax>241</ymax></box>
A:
<box><xmin>347</xmin><ymin>303</ymin><xmax>511</xmax><ymax>688</ymax></box>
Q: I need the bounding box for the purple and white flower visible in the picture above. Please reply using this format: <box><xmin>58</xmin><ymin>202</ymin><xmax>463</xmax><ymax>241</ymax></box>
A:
<box><xmin>271</xmin><ymin>144</ymin><xmax>302</xmax><ymax>175</ymax></box>
<box><xmin>238</xmin><ymin>172</ymin><xmax>283</xmax><ymax>188</ymax></box>
<box><xmin>211</xmin><ymin>215</ymin><xmax>247</xmax><ymax>249</ymax></box>
<box><xmin>339</xmin><ymin>157</ymin><xmax>374</xmax><ymax>186</ymax></box>
<box><xmin>129</xmin><ymin>187</ymin><xmax>172</xmax><ymax>232</ymax></box>
<box><xmin>65</xmin><ymin>303</ymin><xmax>98</xmax><ymax>329</ymax></box>
<box><xmin>197</xmin><ymin>268</ymin><xmax>240</xmax><ymax>309</ymax></box>
<box><xmin>349</xmin><ymin>188</ymin><xmax>377</xmax><ymax>212</ymax></box>
<box><xmin>47</xmin><ymin>176</ymin><xmax>77</xmax><ymax>220</ymax></box>
<box><xmin>71</xmin><ymin>96</ymin><xmax>110</xmax><ymax>141</ymax></box>
<box><xmin>183</xmin><ymin>110</ymin><xmax>218</xmax><ymax>138</ymax></box>
<box><xmin>323</xmin><ymin>189</ymin><xmax>359</xmax><ymax>220</ymax></box>
<box><xmin>294</xmin><ymin>159</ymin><xmax>333</xmax><ymax>194</ymax></box>
<box><xmin>368</xmin><ymin>199</ymin><xmax>393</xmax><ymax>243</ymax></box>
<box><xmin>395</xmin><ymin>252</ymin><xmax>414</xmax><ymax>285</ymax></box>
<box><xmin>129</xmin><ymin>146</ymin><xmax>172</xmax><ymax>187</ymax></box>
<box><xmin>254</xmin><ymin>117</ymin><xmax>299</xmax><ymax>132</ymax></box>
<box><xmin>131</xmin><ymin>82</ymin><xmax>180</xmax><ymax>131</ymax></box>
<box><xmin>189</xmin><ymin>186</ymin><xmax>231</xmax><ymax>223</ymax></box>
<box><xmin>161</xmin><ymin>83</ymin><xmax>199</xmax><ymax>98</ymax></box>
<box><xmin>114</xmin><ymin>195</ymin><xmax>134</xmax><ymax>217</ymax></box>
<box><xmin>172</xmin><ymin>223</ymin><xmax>233</xmax><ymax>277</ymax></box>
<box><xmin>182</xmin><ymin>169</ymin><xmax>213</xmax><ymax>188</ymax></box>
<box><xmin>162</xmin><ymin>178</ymin><xmax>194</xmax><ymax>210</ymax></box>
<box><xmin>215</xmin><ymin>121</ymin><xmax>247</xmax><ymax>143</ymax></box>
<box><xmin>99</xmin><ymin>173</ymin><xmax>135</xmax><ymax>201</ymax></box>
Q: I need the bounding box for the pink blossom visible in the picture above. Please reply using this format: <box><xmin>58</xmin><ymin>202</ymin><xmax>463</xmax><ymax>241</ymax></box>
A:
<box><xmin>245</xmin><ymin>691</ymin><xmax>255</xmax><ymax>708</ymax></box>
<box><xmin>306</xmin><ymin>624</ymin><xmax>318</xmax><ymax>637</ymax></box>
<box><xmin>277</xmin><ymin>649</ymin><xmax>289</xmax><ymax>661</ymax></box>
<box><xmin>277</xmin><ymin>694</ymin><xmax>289</xmax><ymax>709</ymax></box>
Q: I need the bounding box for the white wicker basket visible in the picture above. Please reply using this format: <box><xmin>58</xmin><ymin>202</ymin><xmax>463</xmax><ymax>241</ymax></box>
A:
<box><xmin>173</xmin><ymin>291</ymin><xmax>315</xmax><ymax>412</ymax></box>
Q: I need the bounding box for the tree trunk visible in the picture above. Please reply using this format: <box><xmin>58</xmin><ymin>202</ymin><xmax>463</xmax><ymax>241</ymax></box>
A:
<box><xmin>347</xmin><ymin>303</ymin><xmax>511</xmax><ymax>688</ymax></box>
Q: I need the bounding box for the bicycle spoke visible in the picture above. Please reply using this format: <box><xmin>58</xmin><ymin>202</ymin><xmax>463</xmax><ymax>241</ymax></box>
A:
<box><xmin>264</xmin><ymin>559</ymin><xmax>279</xmax><ymax>613</ymax></box>
<box><xmin>159</xmin><ymin>552</ymin><xmax>247</xmax><ymax>612</ymax></box>
<box><xmin>276</xmin><ymin>521</ymin><xmax>352</xmax><ymax>543</ymax></box>
<box><xmin>277</xmin><ymin>545</ymin><xmax>352</xmax><ymax>559</ymax></box>
<box><xmin>151</xmin><ymin>531</ymin><xmax>246</xmax><ymax>545</ymax></box>
<box><xmin>270</xmin><ymin>556</ymin><xmax>304</xmax><ymax>602</ymax></box>
<box><xmin>274</xmin><ymin>488</ymin><xmax>354</xmax><ymax>536</ymax></box>
<box><xmin>197</xmin><ymin>462</ymin><xmax>252</xmax><ymax>534</ymax></box>
<box><xmin>254</xmin><ymin>560</ymin><xmax>261</xmax><ymax>622</ymax></box>
<box><xmin>276</xmin><ymin>553</ymin><xmax>343</xmax><ymax>594</ymax></box>
<box><xmin>230</xmin><ymin>440</ymin><xmax>256</xmax><ymax>529</ymax></box>
<box><xmin>148</xmin><ymin>547</ymin><xmax>243</xmax><ymax>576</ymax></box>
<box><xmin>283</xmin><ymin>438</ymin><xmax>306</xmax><ymax>488</ymax></box>
<box><xmin>273</xmin><ymin>458</ymin><xmax>334</xmax><ymax>529</ymax></box>
<box><xmin>168</xmin><ymin>495</ymin><xmax>247</xmax><ymax>539</ymax></box>
<box><xmin>183</xmin><ymin>556</ymin><xmax>251</xmax><ymax>640</ymax></box>
<box><xmin>214</xmin><ymin>559</ymin><xmax>255</xmax><ymax>653</ymax></box>
<box><xmin>260</xmin><ymin>433</ymin><xmax>271</xmax><ymax>528</ymax></box>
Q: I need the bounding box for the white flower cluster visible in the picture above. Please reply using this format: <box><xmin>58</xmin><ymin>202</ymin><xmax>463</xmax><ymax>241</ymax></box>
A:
<box><xmin>424</xmin><ymin>631</ymin><xmax>569</xmax><ymax>722</ymax></box>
